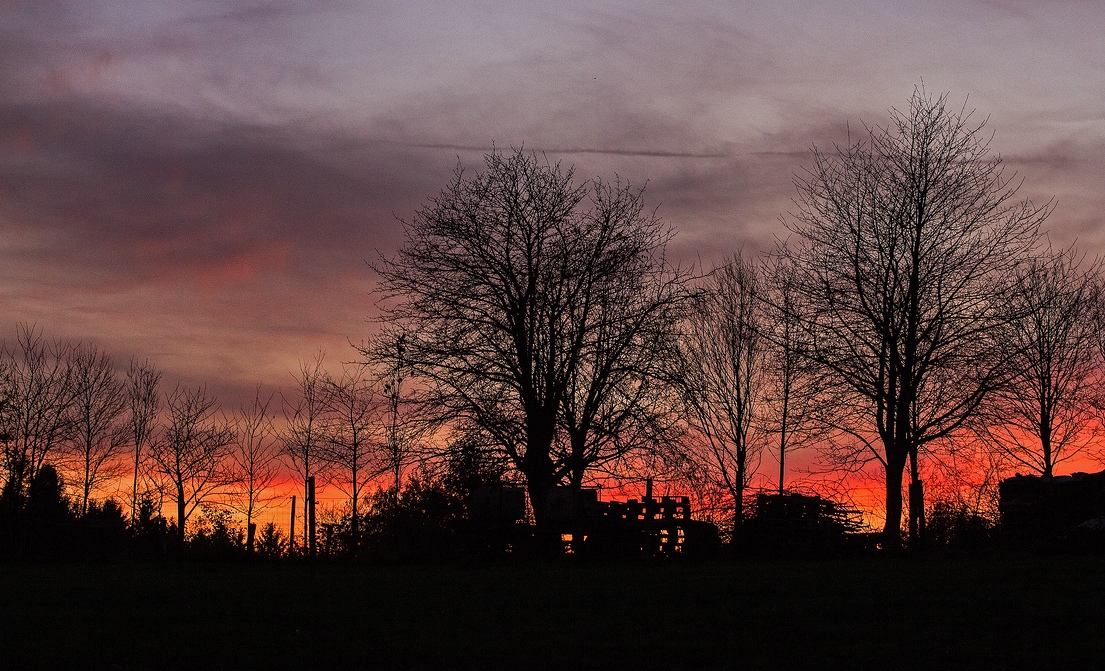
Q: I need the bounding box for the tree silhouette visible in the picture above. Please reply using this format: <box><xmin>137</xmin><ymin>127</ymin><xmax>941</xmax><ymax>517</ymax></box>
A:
<box><xmin>281</xmin><ymin>352</ymin><xmax>332</xmax><ymax>551</ymax></box>
<box><xmin>228</xmin><ymin>387</ymin><xmax>282</xmax><ymax>551</ymax></box>
<box><xmin>374</xmin><ymin>148</ymin><xmax>687</xmax><ymax>524</ymax></box>
<box><xmin>675</xmin><ymin>255</ymin><xmax>767</xmax><ymax>536</ymax></box>
<box><xmin>0</xmin><ymin>325</ymin><xmax>76</xmax><ymax>501</ymax></box>
<box><xmin>555</xmin><ymin>183</ymin><xmax>689</xmax><ymax>489</ymax></box>
<box><xmin>977</xmin><ymin>246</ymin><xmax>1104</xmax><ymax>476</ymax></box>
<box><xmin>321</xmin><ymin>362</ymin><xmax>384</xmax><ymax>555</ymax></box>
<box><xmin>126</xmin><ymin>358</ymin><xmax>161</xmax><ymax>525</ymax></box>
<box><xmin>760</xmin><ymin>257</ymin><xmax>827</xmax><ymax>494</ymax></box>
<box><xmin>65</xmin><ymin>344</ymin><xmax>128</xmax><ymax>515</ymax></box>
<box><xmin>23</xmin><ymin>463</ymin><xmax>74</xmax><ymax>555</ymax></box>
<box><xmin>780</xmin><ymin>88</ymin><xmax>1047</xmax><ymax>549</ymax></box>
<box><xmin>148</xmin><ymin>385</ymin><xmax>235</xmax><ymax>542</ymax></box>
<box><xmin>255</xmin><ymin>521</ymin><xmax>288</xmax><ymax>557</ymax></box>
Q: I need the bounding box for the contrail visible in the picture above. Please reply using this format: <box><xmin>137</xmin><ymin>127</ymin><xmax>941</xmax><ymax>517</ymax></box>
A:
<box><xmin>390</xmin><ymin>141</ymin><xmax>729</xmax><ymax>159</ymax></box>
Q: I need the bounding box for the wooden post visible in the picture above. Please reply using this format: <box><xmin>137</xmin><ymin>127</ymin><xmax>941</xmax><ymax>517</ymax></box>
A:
<box><xmin>307</xmin><ymin>476</ymin><xmax>316</xmax><ymax>557</ymax></box>
<box><xmin>289</xmin><ymin>495</ymin><xmax>297</xmax><ymax>553</ymax></box>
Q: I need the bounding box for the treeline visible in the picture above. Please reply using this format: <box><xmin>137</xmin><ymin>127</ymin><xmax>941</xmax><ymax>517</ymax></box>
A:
<box><xmin>4</xmin><ymin>86</ymin><xmax>1104</xmax><ymax>559</ymax></box>
<box><xmin>367</xmin><ymin>87</ymin><xmax>1104</xmax><ymax>551</ymax></box>
<box><xmin>0</xmin><ymin>326</ymin><xmax>493</xmax><ymax>560</ymax></box>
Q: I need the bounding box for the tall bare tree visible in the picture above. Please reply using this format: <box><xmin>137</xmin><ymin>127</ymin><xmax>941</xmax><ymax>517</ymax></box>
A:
<box><xmin>0</xmin><ymin>325</ymin><xmax>76</xmax><ymax>500</ymax></box>
<box><xmin>281</xmin><ymin>352</ymin><xmax>331</xmax><ymax>547</ymax></box>
<box><xmin>978</xmin><ymin>247</ymin><xmax>1103</xmax><ymax>476</ymax></box>
<box><xmin>781</xmin><ymin>88</ymin><xmax>1046</xmax><ymax>548</ymax></box>
<box><xmin>126</xmin><ymin>358</ymin><xmax>161</xmax><ymax>523</ymax></box>
<box><xmin>379</xmin><ymin>333</ymin><xmax>430</xmax><ymax>491</ymax></box>
<box><xmin>373</xmin><ymin>149</ymin><xmax>688</xmax><ymax>523</ymax></box>
<box><xmin>556</xmin><ymin>181</ymin><xmax>690</xmax><ymax>489</ymax></box>
<box><xmin>65</xmin><ymin>344</ymin><xmax>129</xmax><ymax>515</ymax></box>
<box><xmin>228</xmin><ymin>387</ymin><xmax>282</xmax><ymax>550</ymax></box>
<box><xmin>322</xmin><ymin>362</ymin><xmax>382</xmax><ymax>553</ymax></box>
<box><xmin>760</xmin><ymin>257</ymin><xmax>827</xmax><ymax>493</ymax></box>
<box><xmin>675</xmin><ymin>256</ymin><xmax>766</xmax><ymax>535</ymax></box>
<box><xmin>149</xmin><ymin>385</ymin><xmax>235</xmax><ymax>542</ymax></box>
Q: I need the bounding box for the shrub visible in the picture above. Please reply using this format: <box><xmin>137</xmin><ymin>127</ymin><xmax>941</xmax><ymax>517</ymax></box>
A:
<box><xmin>187</xmin><ymin>506</ymin><xmax>245</xmax><ymax>558</ymax></box>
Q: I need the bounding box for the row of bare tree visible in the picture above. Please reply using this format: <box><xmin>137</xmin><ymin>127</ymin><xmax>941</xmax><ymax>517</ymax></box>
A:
<box><xmin>4</xmin><ymin>88</ymin><xmax>1101</xmax><ymax>553</ymax></box>
<box><xmin>371</xmin><ymin>88</ymin><xmax>1104</xmax><ymax>549</ymax></box>
<box><xmin>0</xmin><ymin>329</ymin><xmax>419</xmax><ymax>547</ymax></box>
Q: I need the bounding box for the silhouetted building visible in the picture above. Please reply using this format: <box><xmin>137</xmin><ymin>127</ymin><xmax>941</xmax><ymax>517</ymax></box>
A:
<box><xmin>999</xmin><ymin>470</ymin><xmax>1105</xmax><ymax>539</ymax></box>
<box><xmin>468</xmin><ymin>480</ymin><xmax>719</xmax><ymax>557</ymax></box>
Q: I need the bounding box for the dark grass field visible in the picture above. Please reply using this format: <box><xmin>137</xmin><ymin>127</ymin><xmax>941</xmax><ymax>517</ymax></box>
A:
<box><xmin>3</xmin><ymin>553</ymin><xmax>1105</xmax><ymax>670</ymax></box>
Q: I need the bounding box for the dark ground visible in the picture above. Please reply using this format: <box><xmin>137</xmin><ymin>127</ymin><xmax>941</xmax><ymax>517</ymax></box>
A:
<box><xmin>2</xmin><ymin>553</ymin><xmax>1104</xmax><ymax>670</ymax></box>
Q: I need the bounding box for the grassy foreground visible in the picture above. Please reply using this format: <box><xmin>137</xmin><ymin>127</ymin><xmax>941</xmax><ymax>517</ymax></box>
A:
<box><xmin>3</xmin><ymin>553</ymin><xmax>1104</xmax><ymax>669</ymax></box>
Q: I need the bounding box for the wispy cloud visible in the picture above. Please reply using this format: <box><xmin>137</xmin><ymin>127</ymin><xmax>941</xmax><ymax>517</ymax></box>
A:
<box><xmin>1</xmin><ymin>0</ymin><xmax>1104</xmax><ymax>406</ymax></box>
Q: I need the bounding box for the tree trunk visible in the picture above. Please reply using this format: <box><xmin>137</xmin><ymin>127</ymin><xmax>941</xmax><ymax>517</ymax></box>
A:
<box><xmin>908</xmin><ymin>447</ymin><xmax>925</xmax><ymax>551</ymax></box>
<box><xmin>176</xmin><ymin>484</ymin><xmax>187</xmax><ymax>543</ymax></box>
<box><xmin>1041</xmin><ymin>412</ymin><xmax>1053</xmax><ymax>477</ymax></box>
<box><xmin>350</xmin><ymin>461</ymin><xmax>359</xmax><ymax>559</ymax></box>
<box><xmin>524</xmin><ymin>466</ymin><xmax>554</xmax><ymax>527</ymax></box>
<box><xmin>778</xmin><ymin>412</ymin><xmax>788</xmax><ymax>495</ymax></box>
<box><xmin>566</xmin><ymin>429</ymin><xmax>587</xmax><ymax>489</ymax></box>
<box><xmin>732</xmin><ymin>489</ymin><xmax>744</xmax><ymax>539</ymax></box>
<box><xmin>732</xmin><ymin>459</ymin><xmax>746</xmax><ymax>541</ymax></box>
<box><xmin>131</xmin><ymin>444</ymin><xmax>141</xmax><ymax>525</ymax></box>
<box><xmin>882</xmin><ymin>451</ymin><xmax>907</xmax><ymax>551</ymax></box>
<box><xmin>521</xmin><ymin>421</ymin><xmax>557</xmax><ymax>526</ymax></box>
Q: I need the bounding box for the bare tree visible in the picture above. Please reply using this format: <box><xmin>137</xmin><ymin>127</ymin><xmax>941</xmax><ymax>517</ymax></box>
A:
<box><xmin>379</xmin><ymin>333</ymin><xmax>430</xmax><ymax>491</ymax></box>
<box><xmin>780</xmin><ymin>88</ymin><xmax>1046</xmax><ymax>548</ymax></box>
<box><xmin>555</xmin><ymin>182</ymin><xmax>690</xmax><ymax>490</ymax></box>
<box><xmin>0</xmin><ymin>325</ymin><xmax>76</xmax><ymax>500</ymax></box>
<box><xmin>322</xmin><ymin>362</ymin><xmax>383</xmax><ymax>553</ymax></box>
<box><xmin>373</xmin><ymin>148</ymin><xmax>688</xmax><ymax>524</ymax></box>
<box><xmin>65</xmin><ymin>344</ymin><xmax>129</xmax><ymax>515</ymax></box>
<box><xmin>760</xmin><ymin>257</ymin><xmax>827</xmax><ymax>493</ymax></box>
<box><xmin>675</xmin><ymin>255</ymin><xmax>767</xmax><ymax>535</ymax></box>
<box><xmin>228</xmin><ymin>386</ymin><xmax>282</xmax><ymax>550</ymax></box>
<box><xmin>148</xmin><ymin>385</ymin><xmax>235</xmax><ymax>542</ymax></box>
<box><xmin>281</xmin><ymin>352</ymin><xmax>331</xmax><ymax>548</ymax></box>
<box><xmin>977</xmin><ymin>247</ymin><xmax>1104</xmax><ymax>477</ymax></box>
<box><xmin>126</xmin><ymin>358</ymin><xmax>161</xmax><ymax>524</ymax></box>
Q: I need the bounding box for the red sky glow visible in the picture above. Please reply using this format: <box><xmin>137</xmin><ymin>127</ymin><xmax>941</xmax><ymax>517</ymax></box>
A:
<box><xmin>4</xmin><ymin>1</ymin><xmax>1105</xmax><ymax>529</ymax></box>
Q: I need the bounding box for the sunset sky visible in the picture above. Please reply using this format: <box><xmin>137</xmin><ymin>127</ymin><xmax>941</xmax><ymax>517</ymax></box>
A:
<box><xmin>3</xmin><ymin>0</ymin><xmax>1104</xmax><ymax>424</ymax></box>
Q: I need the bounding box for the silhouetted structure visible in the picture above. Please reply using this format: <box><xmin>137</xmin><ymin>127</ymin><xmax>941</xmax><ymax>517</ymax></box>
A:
<box><xmin>999</xmin><ymin>470</ymin><xmax>1105</xmax><ymax>541</ymax></box>
<box><xmin>468</xmin><ymin>481</ymin><xmax>720</xmax><ymax>557</ymax></box>
<box><xmin>742</xmin><ymin>492</ymin><xmax>867</xmax><ymax>555</ymax></box>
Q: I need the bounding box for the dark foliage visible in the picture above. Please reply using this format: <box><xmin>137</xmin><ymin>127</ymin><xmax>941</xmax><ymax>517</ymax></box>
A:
<box><xmin>741</xmin><ymin>492</ymin><xmax>866</xmax><ymax>556</ymax></box>
<box><xmin>0</xmin><ymin>464</ymin><xmax>75</xmax><ymax>557</ymax></box>
<box><xmin>255</xmin><ymin>521</ymin><xmax>287</xmax><ymax>558</ymax></box>
<box><xmin>437</xmin><ymin>427</ymin><xmax>516</xmax><ymax>500</ymax></box>
<box><xmin>0</xmin><ymin>464</ymin><xmax>168</xmax><ymax>559</ymax></box>
<box><xmin>925</xmin><ymin>501</ymin><xmax>994</xmax><ymax>550</ymax></box>
<box><xmin>361</xmin><ymin>477</ymin><xmax>466</xmax><ymax>561</ymax></box>
<box><xmin>130</xmin><ymin>495</ymin><xmax>172</xmax><ymax>557</ymax></box>
<box><xmin>75</xmin><ymin>499</ymin><xmax>132</xmax><ymax>559</ymax></box>
<box><xmin>186</xmin><ymin>506</ymin><xmax>245</xmax><ymax>559</ymax></box>
<box><xmin>998</xmin><ymin>471</ymin><xmax>1105</xmax><ymax>550</ymax></box>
